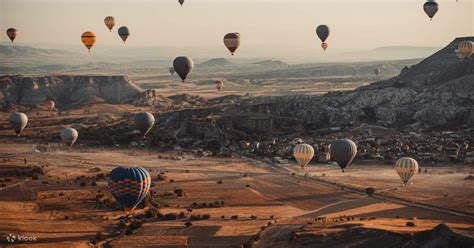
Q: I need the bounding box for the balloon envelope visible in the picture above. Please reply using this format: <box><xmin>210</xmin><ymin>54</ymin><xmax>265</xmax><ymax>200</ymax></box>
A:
<box><xmin>9</xmin><ymin>112</ymin><xmax>28</xmax><ymax>136</ymax></box>
<box><xmin>118</xmin><ymin>26</ymin><xmax>130</xmax><ymax>43</ymax></box>
<box><xmin>134</xmin><ymin>112</ymin><xmax>155</xmax><ymax>138</ymax></box>
<box><xmin>374</xmin><ymin>68</ymin><xmax>380</xmax><ymax>76</ymax></box>
<box><xmin>316</xmin><ymin>25</ymin><xmax>330</xmax><ymax>43</ymax></box>
<box><xmin>423</xmin><ymin>0</ymin><xmax>439</xmax><ymax>19</ymax></box>
<box><xmin>224</xmin><ymin>33</ymin><xmax>241</xmax><ymax>55</ymax></box>
<box><xmin>173</xmin><ymin>56</ymin><xmax>194</xmax><ymax>82</ymax></box>
<box><xmin>6</xmin><ymin>28</ymin><xmax>17</xmax><ymax>43</ymax></box>
<box><xmin>45</xmin><ymin>100</ymin><xmax>55</xmax><ymax>111</ymax></box>
<box><xmin>215</xmin><ymin>80</ymin><xmax>224</xmax><ymax>91</ymax></box>
<box><xmin>81</xmin><ymin>31</ymin><xmax>96</xmax><ymax>52</ymax></box>
<box><xmin>457</xmin><ymin>41</ymin><xmax>473</xmax><ymax>60</ymax></box>
<box><xmin>104</xmin><ymin>16</ymin><xmax>115</xmax><ymax>32</ymax></box>
<box><xmin>329</xmin><ymin>139</ymin><xmax>357</xmax><ymax>172</ymax></box>
<box><xmin>179</xmin><ymin>0</ymin><xmax>184</xmax><ymax>6</ymax></box>
<box><xmin>169</xmin><ymin>67</ymin><xmax>176</xmax><ymax>76</ymax></box>
<box><xmin>395</xmin><ymin>157</ymin><xmax>418</xmax><ymax>184</ymax></box>
<box><xmin>293</xmin><ymin>144</ymin><xmax>315</xmax><ymax>168</ymax></box>
<box><xmin>108</xmin><ymin>166</ymin><xmax>151</xmax><ymax>212</ymax></box>
<box><xmin>61</xmin><ymin>128</ymin><xmax>78</xmax><ymax>148</ymax></box>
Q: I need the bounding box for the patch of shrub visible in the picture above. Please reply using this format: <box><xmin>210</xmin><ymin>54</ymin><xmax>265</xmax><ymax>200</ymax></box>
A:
<box><xmin>185</xmin><ymin>221</ymin><xmax>192</xmax><ymax>227</ymax></box>
<box><xmin>164</xmin><ymin>213</ymin><xmax>178</xmax><ymax>221</ymax></box>
<box><xmin>365</xmin><ymin>187</ymin><xmax>375</xmax><ymax>196</ymax></box>
<box><xmin>406</xmin><ymin>221</ymin><xmax>416</xmax><ymax>227</ymax></box>
<box><xmin>231</xmin><ymin>215</ymin><xmax>239</xmax><ymax>220</ymax></box>
<box><xmin>80</xmin><ymin>182</ymin><xmax>87</xmax><ymax>187</ymax></box>
<box><xmin>202</xmin><ymin>214</ymin><xmax>211</xmax><ymax>220</ymax></box>
<box><xmin>174</xmin><ymin>188</ymin><xmax>184</xmax><ymax>197</ymax></box>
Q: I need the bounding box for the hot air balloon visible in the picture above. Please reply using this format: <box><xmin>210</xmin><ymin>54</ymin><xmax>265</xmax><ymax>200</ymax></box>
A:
<box><xmin>178</xmin><ymin>0</ymin><xmax>184</xmax><ymax>6</ymax></box>
<box><xmin>169</xmin><ymin>67</ymin><xmax>176</xmax><ymax>76</ymax></box>
<box><xmin>293</xmin><ymin>144</ymin><xmax>315</xmax><ymax>169</ymax></box>
<box><xmin>134</xmin><ymin>112</ymin><xmax>155</xmax><ymax>138</ymax></box>
<box><xmin>316</xmin><ymin>25</ymin><xmax>330</xmax><ymax>51</ymax></box>
<box><xmin>6</xmin><ymin>28</ymin><xmax>17</xmax><ymax>43</ymax></box>
<box><xmin>61</xmin><ymin>128</ymin><xmax>78</xmax><ymax>148</ymax></box>
<box><xmin>215</xmin><ymin>80</ymin><xmax>224</xmax><ymax>91</ymax></box>
<box><xmin>45</xmin><ymin>100</ymin><xmax>55</xmax><ymax>111</ymax></box>
<box><xmin>457</xmin><ymin>41</ymin><xmax>473</xmax><ymax>60</ymax></box>
<box><xmin>395</xmin><ymin>157</ymin><xmax>418</xmax><ymax>185</ymax></box>
<box><xmin>223</xmin><ymin>32</ymin><xmax>241</xmax><ymax>55</ymax></box>
<box><xmin>423</xmin><ymin>0</ymin><xmax>439</xmax><ymax>20</ymax></box>
<box><xmin>108</xmin><ymin>166</ymin><xmax>151</xmax><ymax>213</ymax></box>
<box><xmin>329</xmin><ymin>139</ymin><xmax>357</xmax><ymax>172</ymax></box>
<box><xmin>9</xmin><ymin>112</ymin><xmax>28</xmax><ymax>136</ymax></box>
<box><xmin>118</xmin><ymin>26</ymin><xmax>130</xmax><ymax>43</ymax></box>
<box><xmin>81</xmin><ymin>31</ymin><xmax>96</xmax><ymax>52</ymax></box>
<box><xmin>374</xmin><ymin>68</ymin><xmax>380</xmax><ymax>76</ymax></box>
<box><xmin>173</xmin><ymin>56</ymin><xmax>194</xmax><ymax>82</ymax></box>
<box><xmin>104</xmin><ymin>16</ymin><xmax>116</xmax><ymax>32</ymax></box>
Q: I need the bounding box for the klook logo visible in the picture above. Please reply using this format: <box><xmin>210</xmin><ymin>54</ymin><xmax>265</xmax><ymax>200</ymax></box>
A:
<box><xmin>5</xmin><ymin>233</ymin><xmax>37</xmax><ymax>243</ymax></box>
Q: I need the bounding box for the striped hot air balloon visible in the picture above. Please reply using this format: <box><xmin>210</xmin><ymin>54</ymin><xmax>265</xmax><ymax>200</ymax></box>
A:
<box><xmin>81</xmin><ymin>31</ymin><xmax>96</xmax><ymax>52</ymax></box>
<box><xmin>104</xmin><ymin>16</ymin><xmax>116</xmax><ymax>32</ymax></box>
<box><xmin>293</xmin><ymin>144</ymin><xmax>315</xmax><ymax>169</ymax></box>
<box><xmin>6</xmin><ymin>28</ymin><xmax>17</xmax><ymax>43</ymax></box>
<box><xmin>329</xmin><ymin>139</ymin><xmax>357</xmax><ymax>172</ymax></box>
<box><xmin>108</xmin><ymin>166</ymin><xmax>151</xmax><ymax>213</ymax></box>
<box><xmin>395</xmin><ymin>157</ymin><xmax>418</xmax><ymax>185</ymax></box>
<box><xmin>457</xmin><ymin>41</ymin><xmax>473</xmax><ymax>60</ymax></box>
<box><xmin>223</xmin><ymin>32</ymin><xmax>241</xmax><ymax>55</ymax></box>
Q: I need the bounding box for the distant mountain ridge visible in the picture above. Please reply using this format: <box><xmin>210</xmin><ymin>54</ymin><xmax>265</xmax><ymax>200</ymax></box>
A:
<box><xmin>341</xmin><ymin>46</ymin><xmax>440</xmax><ymax>61</ymax></box>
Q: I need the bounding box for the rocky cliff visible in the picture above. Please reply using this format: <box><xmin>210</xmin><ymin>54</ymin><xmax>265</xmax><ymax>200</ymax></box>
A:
<box><xmin>0</xmin><ymin>75</ymin><xmax>143</xmax><ymax>109</ymax></box>
<box><xmin>153</xmin><ymin>37</ymin><xmax>473</xmax><ymax>144</ymax></box>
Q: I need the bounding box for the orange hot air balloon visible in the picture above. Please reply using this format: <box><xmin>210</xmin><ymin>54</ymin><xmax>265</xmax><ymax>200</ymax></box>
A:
<box><xmin>45</xmin><ymin>100</ymin><xmax>55</xmax><ymax>111</ymax></box>
<box><xmin>81</xmin><ymin>31</ymin><xmax>96</xmax><ymax>52</ymax></box>
<box><xmin>321</xmin><ymin>43</ymin><xmax>328</xmax><ymax>51</ymax></box>
<box><xmin>6</xmin><ymin>28</ymin><xmax>17</xmax><ymax>43</ymax></box>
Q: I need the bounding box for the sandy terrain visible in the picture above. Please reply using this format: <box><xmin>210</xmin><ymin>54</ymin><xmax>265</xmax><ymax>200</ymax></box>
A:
<box><xmin>0</xmin><ymin>140</ymin><xmax>473</xmax><ymax>247</ymax></box>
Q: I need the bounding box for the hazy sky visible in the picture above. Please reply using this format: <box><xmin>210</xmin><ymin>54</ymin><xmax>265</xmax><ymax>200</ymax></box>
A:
<box><xmin>0</xmin><ymin>0</ymin><xmax>473</xmax><ymax>60</ymax></box>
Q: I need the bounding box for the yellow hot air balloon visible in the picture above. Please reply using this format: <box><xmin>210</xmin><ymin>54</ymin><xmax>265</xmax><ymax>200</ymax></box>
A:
<box><xmin>81</xmin><ymin>31</ymin><xmax>96</xmax><ymax>52</ymax></box>
<box><xmin>293</xmin><ymin>144</ymin><xmax>314</xmax><ymax>169</ymax></box>
<box><xmin>394</xmin><ymin>157</ymin><xmax>418</xmax><ymax>185</ymax></box>
<box><xmin>104</xmin><ymin>16</ymin><xmax>115</xmax><ymax>32</ymax></box>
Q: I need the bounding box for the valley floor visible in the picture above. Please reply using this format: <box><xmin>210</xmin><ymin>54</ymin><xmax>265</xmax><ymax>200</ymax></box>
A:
<box><xmin>0</xmin><ymin>142</ymin><xmax>473</xmax><ymax>247</ymax></box>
